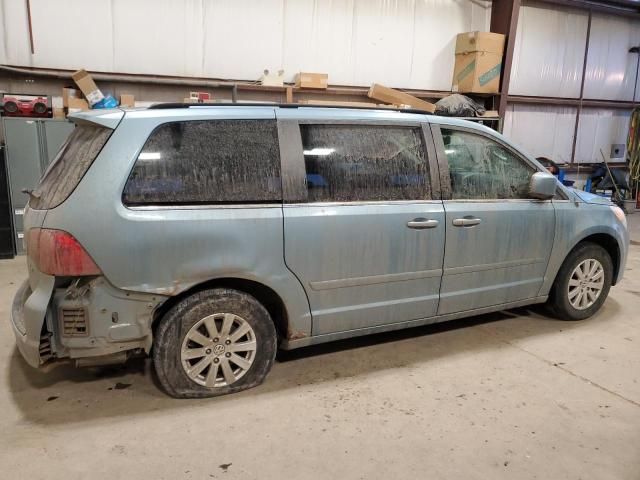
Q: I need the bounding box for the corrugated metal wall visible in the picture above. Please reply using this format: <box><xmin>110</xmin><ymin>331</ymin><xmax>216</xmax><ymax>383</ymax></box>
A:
<box><xmin>510</xmin><ymin>3</ymin><xmax>588</xmax><ymax>98</ymax></box>
<box><xmin>0</xmin><ymin>0</ymin><xmax>490</xmax><ymax>90</ymax></box>
<box><xmin>506</xmin><ymin>1</ymin><xmax>640</xmax><ymax>164</ymax></box>
<box><xmin>503</xmin><ymin>104</ymin><xmax>577</xmax><ymax>163</ymax></box>
<box><xmin>584</xmin><ymin>13</ymin><xmax>640</xmax><ymax>102</ymax></box>
<box><xmin>575</xmin><ymin>108</ymin><xmax>631</xmax><ymax>163</ymax></box>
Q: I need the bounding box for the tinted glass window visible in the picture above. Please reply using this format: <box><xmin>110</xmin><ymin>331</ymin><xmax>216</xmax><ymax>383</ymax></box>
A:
<box><xmin>441</xmin><ymin>128</ymin><xmax>535</xmax><ymax>200</ymax></box>
<box><xmin>123</xmin><ymin>120</ymin><xmax>281</xmax><ymax>205</ymax></box>
<box><xmin>300</xmin><ymin>124</ymin><xmax>429</xmax><ymax>202</ymax></box>
<box><xmin>31</xmin><ymin>124</ymin><xmax>112</xmax><ymax>210</ymax></box>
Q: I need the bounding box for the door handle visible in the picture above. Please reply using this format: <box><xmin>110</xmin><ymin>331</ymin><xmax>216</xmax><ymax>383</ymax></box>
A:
<box><xmin>452</xmin><ymin>217</ymin><xmax>482</xmax><ymax>227</ymax></box>
<box><xmin>407</xmin><ymin>218</ymin><xmax>439</xmax><ymax>229</ymax></box>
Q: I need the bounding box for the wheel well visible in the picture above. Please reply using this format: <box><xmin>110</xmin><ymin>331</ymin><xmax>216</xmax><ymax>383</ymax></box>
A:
<box><xmin>152</xmin><ymin>278</ymin><xmax>289</xmax><ymax>339</ymax></box>
<box><xmin>576</xmin><ymin>234</ymin><xmax>621</xmax><ymax>285</ymax></box>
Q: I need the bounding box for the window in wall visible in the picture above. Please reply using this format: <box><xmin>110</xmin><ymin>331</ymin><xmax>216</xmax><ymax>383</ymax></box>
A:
<box><xmin>441</xmin><ymin>128</ymin><xmax>536</xmax><ymax>200</ymax></box>
<box><xmin>300</xmin><ymin>124</ymin><xmax>430</xmax><ymax>202</ymax></box>
<box><xmin>123</xmin><ymin>119</ymin><xmax>281</xmax><ymax>205</ymax></box>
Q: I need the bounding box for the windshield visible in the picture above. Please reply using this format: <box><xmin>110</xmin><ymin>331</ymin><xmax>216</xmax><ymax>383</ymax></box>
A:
<box><xmin>30</xmin><ymin>124</ymin><xmax>112</xmax><ymax>210</ymax></box>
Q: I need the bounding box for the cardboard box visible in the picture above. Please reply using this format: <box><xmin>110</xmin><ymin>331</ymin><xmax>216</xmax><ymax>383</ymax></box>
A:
<box><xmin>452</xmin><ymin>31</ymin><xmax>505</xmax><ymax>94</ymax></box>
<box><xmin>119</xmin><ymin>94</ymin><xmax>135</xmax><ymax>107</ymax></box>
<box><xmin>455</xmin><ymin>31</ymin><xmax>505</xmax><ymax>55</ymax></box>
<box><xmin>71</xmin><ymin>69</ymin><xmax>104</xmax><ymax>106</ymax></box>
<box><xmin>67</xmin><ymin>97</ymin><xmax>89</xmax><ymax>112</ymax></box>
<box><xmin>52</xmin><ymin>108</ymin><xmax>66</xmax><ymax>119</ymax></box>
<box><xmin>62</xmin><ymin>87</ymin><xmax>82</xmax><ymax>108</ymax></box>
<box><xmin>295</xmin><ymin>72</ymin><xmax>328</xmax><ymax>89</ymax></box>
<box><xmin>286</xmin><ymin>86</ymin><xmax>293</xmax><ymax>103</ymax></box>
<box><xmin>367</xmin><ymin>83</ymin><xmax>436</xmax><ymax>113</ymax></box>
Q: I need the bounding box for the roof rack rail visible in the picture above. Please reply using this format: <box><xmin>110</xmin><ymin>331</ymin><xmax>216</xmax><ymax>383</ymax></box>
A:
<box><xmin>147</xmin><ymin>102</ymin><xmax>434</xmax><ymax>115</ymax></box>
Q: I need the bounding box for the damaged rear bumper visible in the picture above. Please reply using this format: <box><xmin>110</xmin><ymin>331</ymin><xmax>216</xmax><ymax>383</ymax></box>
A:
<box><xmin>11</xmin><ymin>277</ymin><xmax>55</xmax><ymax>368</ymax></box>
<box><xmin>12</xmin><ymin>274</ymin><xmax>168</xmax><ymax>368</ymax></box>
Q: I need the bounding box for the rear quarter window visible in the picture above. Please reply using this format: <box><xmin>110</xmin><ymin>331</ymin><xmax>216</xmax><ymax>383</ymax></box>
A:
<box><xmin>31</xmin><ymin>124</ymin><xmax>112</xmax><ymax>210</ymax></box>
<box><xmin>122</xmin><ymin>119</ymin><xmax>281</xmax><ymax>205</ymax></box>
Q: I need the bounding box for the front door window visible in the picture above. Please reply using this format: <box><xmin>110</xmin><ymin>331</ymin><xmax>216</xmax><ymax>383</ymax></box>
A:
<box><xmin>441</xmin><ymin>129</ymin><xmax>535</xmax><ymax>200</ymax></box>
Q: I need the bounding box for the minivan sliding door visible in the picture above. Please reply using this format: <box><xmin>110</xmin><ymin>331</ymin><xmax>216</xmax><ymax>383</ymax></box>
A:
<box><xmin>277</xmin><ymin>114</ymin><xmax>445</xmax><ymax>336</ymax></box>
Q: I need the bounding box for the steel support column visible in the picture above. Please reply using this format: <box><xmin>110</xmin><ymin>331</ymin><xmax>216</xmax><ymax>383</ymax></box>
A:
<box><xmin>490</xmin><ymin>0</ymin><xmax>521</xmax><ymax>120</ymax></box>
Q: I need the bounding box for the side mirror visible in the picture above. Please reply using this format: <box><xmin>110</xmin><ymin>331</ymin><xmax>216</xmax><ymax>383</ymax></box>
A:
<box><xmin>529</xmin><ymin>172</ymin><xmax>557</xmax><ymax>200</ymax></box>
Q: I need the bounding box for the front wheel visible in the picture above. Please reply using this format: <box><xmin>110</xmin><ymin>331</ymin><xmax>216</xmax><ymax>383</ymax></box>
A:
<box><xmin>153</xmin><ymin>288</ymin><xmax>277</xmax><ymax>398</ymax></box>
<box><xmin>547</xmin><ymin>242</ymin><xmax>613</xmax><ymax>320</ymax></box>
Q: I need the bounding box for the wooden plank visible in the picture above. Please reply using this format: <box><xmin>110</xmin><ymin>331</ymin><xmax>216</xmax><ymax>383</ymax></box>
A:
<box><xmin>367</xmin><ymin>83</ymin><xmax>436</xmax><ymax>113</ymax></box>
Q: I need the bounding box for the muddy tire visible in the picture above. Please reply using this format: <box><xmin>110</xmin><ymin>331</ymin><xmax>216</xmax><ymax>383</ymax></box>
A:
<box><xmin>547</xmin><ymin>242</ymin><xmax>613</xmax><ymax>321</ymax></box>
<box><xmin>153</xmin><ymin>288</ymin><xmax>277</xmax><ymax>398</ymax></box>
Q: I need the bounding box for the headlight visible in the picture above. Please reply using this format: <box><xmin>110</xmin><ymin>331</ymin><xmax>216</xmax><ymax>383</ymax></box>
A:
<box><xmin>610</xmin><ymin>205</ymin><xmax>627</xmax><ymax>229</ymax></box>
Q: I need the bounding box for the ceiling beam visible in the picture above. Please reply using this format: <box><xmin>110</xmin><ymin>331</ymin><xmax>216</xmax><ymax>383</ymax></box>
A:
<box><xmin>532</xmin><ymin>0</ymin><xmax>640</xmax><ymax>18</ymax></box>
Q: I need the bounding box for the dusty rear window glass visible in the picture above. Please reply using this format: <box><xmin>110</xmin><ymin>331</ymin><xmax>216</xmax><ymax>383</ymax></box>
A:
<box><xmin>441</xmin><ymin>128</ymin><xmax>535</xmax><ymax>200</ymax></box>
<box><xmin>31</xmin><ymin>124</ymin><xmax>112</xmax><ymax>210</ymax></box>
<box><xmin>123</xmin><ymin>120</ymin><xmax>281</xmax><ymax>205</ymax></box>
<box><xmin>301</xmin><ymin>124</ymin><xmax>430</xmax><ymax>202</ymax></box>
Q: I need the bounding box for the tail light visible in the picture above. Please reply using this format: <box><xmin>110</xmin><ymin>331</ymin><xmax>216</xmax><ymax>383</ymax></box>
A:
<box><xmin>27</xmin><ymin>228</ymin><xmax>101</xmax><ymax>276</ymax></box>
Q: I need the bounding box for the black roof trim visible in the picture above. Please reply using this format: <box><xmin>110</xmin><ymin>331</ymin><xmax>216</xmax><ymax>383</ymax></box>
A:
<box><xmin>147</xmin><ymin>102</ymin><xmax>434</xmax><ymax>115</ymax></box>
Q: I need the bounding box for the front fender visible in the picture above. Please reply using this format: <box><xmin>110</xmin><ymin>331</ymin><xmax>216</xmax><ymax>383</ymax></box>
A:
<box><xmin>539</xmin><ymin>202</ymin><xmax>629</xmax><ymax>295</ymax></box>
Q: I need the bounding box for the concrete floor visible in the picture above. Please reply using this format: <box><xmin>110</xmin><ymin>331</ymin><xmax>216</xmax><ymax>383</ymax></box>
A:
<box><xmin>1</xmin><ymin>219</ymin><xmax>640</xmax><ymax>480</ymax></box>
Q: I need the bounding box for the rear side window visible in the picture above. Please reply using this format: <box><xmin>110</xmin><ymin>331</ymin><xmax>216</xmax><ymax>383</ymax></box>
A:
<box><xmin>441</xmin><ymin>128</ymin><xmax>535</xmax><ymax>200</ymax></box>
<box><xmin>31</xmin><ymin>124</ymin><xmax>112</xmax><ymax>210</ymax></box>
<box><xmin>300</xmin><ymin>124</ymin><xmax>430</xmax><ymax>202</ymax></box>
<box><xmin>123</xmin><ymin>119</ymin><xmax>281</xmax><ymax>205</ymax></box>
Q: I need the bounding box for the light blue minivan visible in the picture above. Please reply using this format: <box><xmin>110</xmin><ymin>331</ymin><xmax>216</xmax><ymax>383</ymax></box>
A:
<box><xmin>11</xmin><ymin>104</ymin><xmax>629</xmax><ymax>398</ymax></box>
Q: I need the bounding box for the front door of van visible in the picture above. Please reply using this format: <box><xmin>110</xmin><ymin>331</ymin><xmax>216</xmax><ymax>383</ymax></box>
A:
<box><xmin>277</xmin><ymin>114</ymin><xmax>445</xmax><ymax>336</ymax></box>
<box><xmin>432</xmin><ymin>124</ymin><xmax>555</xmax><ymax>315</ymax></box>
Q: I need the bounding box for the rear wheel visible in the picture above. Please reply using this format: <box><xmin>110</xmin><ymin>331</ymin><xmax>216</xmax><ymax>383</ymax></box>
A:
<box><xmin>547</xmin><ymin>242</ymin><xmax>613</xmax><ymax>320</ymax></box>
<box><xmin>153</xmin><ymin>288</ymin><xmax>277</xmax><ymax>398</ymax></box>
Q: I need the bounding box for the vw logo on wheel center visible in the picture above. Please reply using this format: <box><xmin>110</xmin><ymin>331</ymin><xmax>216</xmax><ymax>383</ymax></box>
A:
<box><xmin>213</xmin><ymin>344</ymin><xmax>226</xmax><ymax>355</ymax></box>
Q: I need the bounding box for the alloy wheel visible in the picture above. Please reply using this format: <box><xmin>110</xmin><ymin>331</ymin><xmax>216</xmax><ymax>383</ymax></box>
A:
<box><xmin>567</xmin><ymin>259</ymin><xmax>604</xmax><ymax>310</ymax></box>
<box><xmin>181</xmin><ymin>313</ymin><xmax>257</xmax><ymax>387</ymax></box>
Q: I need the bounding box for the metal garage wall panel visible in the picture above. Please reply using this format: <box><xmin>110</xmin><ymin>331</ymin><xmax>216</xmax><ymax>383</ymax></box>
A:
<box><xmin>575</xmin><ymin>108</ymin><xmax>630</xmax><ymax>163</ymax></box>
<box><xmin>0</xmin><ymin>0</ymin><xmax>490</xmax><ymax>90</ymax></box>
<box><xmin>349</xmin><ymin>0</ymin><xmax>418</xmax><ymax>87</ymax></box>
<box><xmin>503</xmin><ymin>104</ymin><xmax>577</xmax><ymax>163</ymax></box>
<box><xmin>583</xmin><ymin>13</ymin><xmax>640</xmax><ymax>101</ymax></box>
<box><xmin>26</xmin><ymin>0</ymin><xmax>115</xmax><ymax>72</ymax></box>
<box><xmin>202</xmin><ymin>0</ymin><xmax>285</xmax><ymax>81</ymax></box>
<box><xmin>0</xmin><ymin>0</ymin><xmax>32</xmax><ymax>65</ymax></box>
<box><xmin>112</xmin><ymin>0</ymin><xmax>204</xmax><ymax>77</ymax></box>
<box><xmin>282</xmin><ymin>0</ymin><xmax>359</xmax><ymax>88</ymax></box>
<box><xmin>409</xmin><ymin>0</ymin><xmax>490</xmax><ymax>90</ymax></box>
<box><xmin>509</xmin><ymin>2</ymin><xmax>588</xmax><ymax>98</ymax></box>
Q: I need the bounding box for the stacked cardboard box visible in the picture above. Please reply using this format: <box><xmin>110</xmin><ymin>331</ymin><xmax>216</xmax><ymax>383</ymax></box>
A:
<box><xmin>452</xmin><ymin>31</ymin><xmax>505</xmax><ymax>94</ymax></box>
<box><xmin>295</xmin><ymin>72</ymin><xmax>329</xmax><ymax>89</ymax></box>
<box><xmin>71</xmin><ymin>69</ymin><xmax>105</xmax><ymax>106</ymax></box>
<box><xmin>120</xmin><ymin>94</ymin><xmax>135</xmax><ymax>107</ymax></box>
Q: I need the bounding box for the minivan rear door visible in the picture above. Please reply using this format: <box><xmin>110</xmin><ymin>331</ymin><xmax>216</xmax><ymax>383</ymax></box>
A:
<box><xmin>277</xmin><ymin>110</ymin><xmax>445</xmax><ymax>336</ymax></box>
